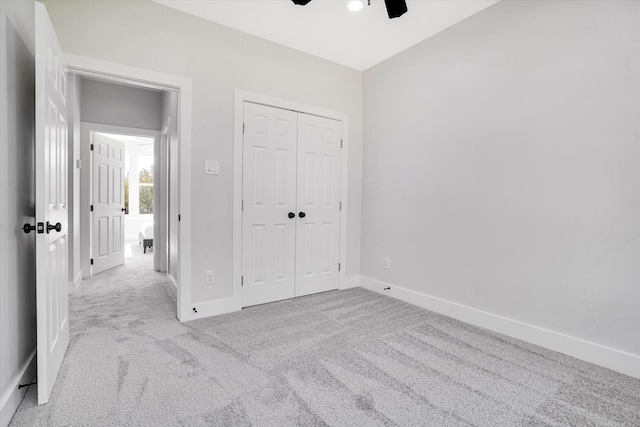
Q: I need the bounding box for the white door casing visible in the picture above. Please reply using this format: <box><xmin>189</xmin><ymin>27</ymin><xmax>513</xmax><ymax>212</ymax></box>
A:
<box><xmin>35</xmin><ymin>2</ymin><xmax>69</xmax><ymax>405</ymax></box>
<box><xmin>242</xmin><ymin>102</ymin><xmax>298</xmax><ymax>307</ymax></box>
<box><xmin>91</xmin><ymin>133</ymin><xmax>125</xmax><ymax>274</ymax></box>
<box><xmin>295</xmin><ymin>113</ymin><xmax>342</xmax><ymax>297</ymax></box>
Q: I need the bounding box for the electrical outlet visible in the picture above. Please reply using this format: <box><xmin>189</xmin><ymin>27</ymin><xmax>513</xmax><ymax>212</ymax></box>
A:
<box><xmin>205</xmin><ymin>270</ymin><xmax>215</xmax><ymax>285</ymax></box>
<box><xmin>384</xmin><ymin>257</ymin><xmax>391</xmax><ymax>270</ymax></box>
<box><xmin>205</xmin><ymin>160</ymin><xmax>219</xmax><ymax>175</ymax></box>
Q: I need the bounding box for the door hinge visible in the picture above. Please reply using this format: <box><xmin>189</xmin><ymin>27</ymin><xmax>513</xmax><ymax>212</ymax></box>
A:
<box><xmin>338</xmin><ymin>263</ymin><xmax>341</xmax><ymax>272</ymax></box>
<box><xmin>243</xmin><ymin>123</ymin><xmax>245</xmax><ymax>134</ymax></box>
<box><xmin>242</xmin><ymin>200</ymin><xmax>244</xmax><ymax>211</ymax></box>
<box><xmin>241</xmin><ymin>276</ymin><xmax>244</xmax><ymax>286</ymax></box>
<box><xmin>178</xmin><ymin>214</ymin><xmax>181</xmax><ymax>222</ymax></box>
<box><xmin>90</xmin><ymin>259</ymin><xmax>94</xmax><ymax>265</ymax></box>
<box><xmin>340</xmin><ymin>139</ymin><xmax>343</xmax><ymax>149</ymax></box>
<box><xmin>90</xmin><ymin>205</ymin><xmax>94</xmax><ymax>212</ymax></box>
<box><xmin>90</xmin><ymin>144</ymin><xmax>94</xmax><ymax>151</ymax></box>
<box><xmin>339</xmin><ymin>201</ymin><xmax>342</xmax><ymax>211</ymax></box>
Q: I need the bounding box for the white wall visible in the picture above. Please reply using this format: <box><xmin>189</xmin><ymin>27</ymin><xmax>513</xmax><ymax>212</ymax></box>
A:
<box><xmin>362</xmin><ymin>0</ymin><xmax>640</xmax><ymax>359</ymax></box>
<box><xmin>44</xmin><ymin>0</ymin><xmax>363</xmax><ymax>306</ymax></box>
<box><xmin>0</xmin><ymin>0</ymin><xmax>37</xmax><ymax>425</ymax></box>
<box><xmin>80</xmin><ymin>77</ymin><xmax>163</xmax><ymax>131</ymax></box>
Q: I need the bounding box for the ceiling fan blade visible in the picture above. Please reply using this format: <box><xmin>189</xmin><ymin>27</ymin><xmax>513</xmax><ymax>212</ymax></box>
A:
<box><xmin>384</xmin><ymin>0</ymin><xmax>407</xmax><ymax>18</ymax></box>
<box><xmin>292</xmin><ymin>0</ymin><xmax>312</xmax><ymax>5</ymax></box>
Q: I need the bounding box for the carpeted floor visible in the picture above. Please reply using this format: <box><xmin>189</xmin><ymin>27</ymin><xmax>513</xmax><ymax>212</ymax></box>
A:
<box><xmin>10</xmin><ymin>245</ymin><xmax>640</xmax><ymax>426</ymax></box>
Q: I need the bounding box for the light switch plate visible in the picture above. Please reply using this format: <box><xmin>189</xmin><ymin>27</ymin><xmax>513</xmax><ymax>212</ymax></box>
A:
<box><xmin>205</xmin><ymin>160</ymin><xmax>219</xmax><ymax>175</ymax></box>
<box><xmin>205</xmin><ymin>270</ymin><xmax>215</xmax><ymax>285</ymax></box>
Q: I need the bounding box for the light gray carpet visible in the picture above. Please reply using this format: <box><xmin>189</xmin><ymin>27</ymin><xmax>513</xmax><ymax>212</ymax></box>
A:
<box><xmin>10</xmin><ymin>247</ymin><xmax>640</xmax><ymax>426</ymax></box>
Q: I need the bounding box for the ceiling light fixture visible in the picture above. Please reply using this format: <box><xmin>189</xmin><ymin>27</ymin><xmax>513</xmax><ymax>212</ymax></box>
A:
<box><xmin>291</xmin><ymin>0</ymin><xmax>407</xmax><ymax>19</ymax></box>
<box><xmin>347</xmin><ymin>1</ymin><xmax>363</xmax><ymax>12</ymax></box>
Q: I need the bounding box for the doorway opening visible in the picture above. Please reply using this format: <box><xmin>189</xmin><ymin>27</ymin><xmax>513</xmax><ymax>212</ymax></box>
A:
<box><xmin>72</xmin><ymin>73</ymin><xmax>180</xmax><ymax>312</ymax></box>
<box><xmin>92</xmin><ymin>131</ymin><xmax>157</xmax><ymax>273</ymax></box>
<box><xmin>66</xmin><ymin>53</ymin><xmax>192</xmax><ymax>321</ymax></box>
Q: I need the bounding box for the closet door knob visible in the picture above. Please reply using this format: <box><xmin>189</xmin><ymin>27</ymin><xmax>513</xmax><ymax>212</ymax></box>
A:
<box><xmin>298</xmin><ymin>212</ymin><xmax>306</xmax><ymax>218</ymax></box>
<box><xmin>47</xmin><ymin>222</ymin><xmax>62</xmax><ymax>233</ymax></box>
<box><xmin>288</xmin><ymin>212</ymin><xmax>295</xmax><ymax>219</ymax></box>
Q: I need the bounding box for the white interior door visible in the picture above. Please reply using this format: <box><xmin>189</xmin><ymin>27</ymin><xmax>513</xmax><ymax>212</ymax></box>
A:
<box><xmin>35</xmin><ymin>2</ymin><xmax>69</xmax><ymax>405</ymax></box>
<box><xmin>91</xmin><ymin>133</ymin><xmax>125</xmax><ymax>274</ymax></box>
<box><xmin>295</xmin><ymin>113</ymin><xmax>342</xmax><ymax>297</ymax></box>
<box><xmin>242</xmin><ymin>102</ymin><xmax>298</xmax><ymax>307</ymax></box>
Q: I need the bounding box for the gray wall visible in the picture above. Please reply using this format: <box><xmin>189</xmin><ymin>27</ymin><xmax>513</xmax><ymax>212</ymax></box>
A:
<box><xmin>44</xmin><ymin>0</ymin><xmax>363</xmax><ymax>304</ymax></box>
<box><xmin>362</xmin><ymin>0</ymin><xmax>640</xmax><ymax>356</ymax></box>
<box><xmin>0</xmin><ymin>0</ymin><xmax>36</xmax><ymax>425</ymax></box>
<box><xmin>80</xmin><ymin>78</ymin><xmax>163</xmax><ymax>131</ymax></box>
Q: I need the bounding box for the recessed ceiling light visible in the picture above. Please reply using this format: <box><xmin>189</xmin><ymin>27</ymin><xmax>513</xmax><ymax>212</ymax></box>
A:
<box><xmin>347</xmin><ymin>1</ymin><xmax>363</xmax><ymax>12</ymax></box>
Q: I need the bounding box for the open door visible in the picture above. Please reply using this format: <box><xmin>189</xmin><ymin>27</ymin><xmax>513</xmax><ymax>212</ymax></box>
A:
<box><xmin>35</xmin><ymin>2</ymin><xmax>69</xmax><ymax>405</ymax></box>
<box><xmin>91</xmin><ymin>133</ymin><xmax>125</xmax><ymax>274</ymax></box>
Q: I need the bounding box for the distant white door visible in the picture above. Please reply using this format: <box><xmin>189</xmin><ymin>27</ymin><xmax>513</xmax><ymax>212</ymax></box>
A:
<box><xmin>91</xmin><ymin>133</ymin><xmax>125</xmax><ymax>274</ymax></box>
<box><xmin>295</xmin><ymin>113</ymin><xmax>342</xmax><ymax>297</ymax></box>
<box><xmin>35</xmin><ymin>2</ymin><xmax>69</xmax><ymax>405</ymax></box>
<box><xmin>242</xmin><ymin>103</ymin><xmax>342</xmax><ymax>307</ymax></box>
<box><xmin>242</xmin><ymin>102</ymin><xmax>298</xmax><ymax>307</ymax></box>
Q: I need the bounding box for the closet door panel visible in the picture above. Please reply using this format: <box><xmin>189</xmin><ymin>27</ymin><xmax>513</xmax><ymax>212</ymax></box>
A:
<box><xmin>295</xmin><ymin>113</ymin><xmax>342</xmax><ymax>297</ymax></box>
<box><xmin>242</xmin><ymin>102</ymin><xmax>298</xmax><ymax>307</ymax></box>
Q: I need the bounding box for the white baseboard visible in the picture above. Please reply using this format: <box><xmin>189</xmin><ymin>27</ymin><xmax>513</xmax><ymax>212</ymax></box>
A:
<box><xmin>182</xmin><ymin>276</ymin><xmax>361</xmax><ymax>322</ymax></box>
<box><xmin>181</xmin><ymin>297</ymin><xmax>240</xmax><ymax>322</ymax></box>
<box><xmin>339</xmin><ymin>275</ymin><xmax>360</xmax><ymax>290</ymax></box>
<box><xmin>69</xmin><ymin>270</ymin><xmax>82</xmax><ymax>293</ymax></box>
<box><xmin>359</xmin><ymin>276</ymin><xmax>640</xmax><ymax>380</ymax></box>
<box><xmin>167</xmin><ymin>274</ymin><xmax>178</xmax><ymax>298</ymax></box>
<box><xmin>0</xmin><ymin>349</ymin><xmax>36</xmax><ymax>427</ymax></box>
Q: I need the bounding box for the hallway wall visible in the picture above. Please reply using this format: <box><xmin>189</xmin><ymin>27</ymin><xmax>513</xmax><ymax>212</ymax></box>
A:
<box><xmin>162</xmin><ymin>90</ymin><xmax>179</xmax><ymax>288</ymax></box>
<box><xmin>80</xmin><ymin>78</ymin><xmax>163</xmax><ymax>131</ymax></box>
<box><xmin>67</xmin><ymin>74</ymin><xmax>82</xmax><ymax>291</ymax></box>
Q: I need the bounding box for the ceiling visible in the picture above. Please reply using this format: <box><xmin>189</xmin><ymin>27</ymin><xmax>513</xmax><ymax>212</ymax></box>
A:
<box><xmin>152</xmin><ymin>0</ymin><xmax>500</xmax><ymax>71</ymax></box>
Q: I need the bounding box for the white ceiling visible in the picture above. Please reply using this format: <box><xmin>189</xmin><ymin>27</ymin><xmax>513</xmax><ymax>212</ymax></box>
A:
<box><xmin>153</xmin><ymin>0</ymin><xmax>500</xmax><ymax>71</ymax></box>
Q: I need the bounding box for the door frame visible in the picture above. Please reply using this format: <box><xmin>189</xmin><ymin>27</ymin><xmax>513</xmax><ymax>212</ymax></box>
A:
<box><xmin>233</xmin><ymin>90</ymin><xmax>351</xmax><ymax>311</ymax></box>
<box><xmin>80</xmin><ymin>123</ymin><xmax>160</xmax><ymax>277</ymax></box>
<box><xmin>159</xmin><ymin>118</ymin><xmax>170</xmax><ymax>273</ymax></box>
<box><xmin>67</xmin><ymin>54</ymin><xmax>193</xmax><ymax>321</ymax></box>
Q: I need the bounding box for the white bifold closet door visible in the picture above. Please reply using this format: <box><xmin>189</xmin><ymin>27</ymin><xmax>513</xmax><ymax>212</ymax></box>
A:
<box><xmin>242</xmin><ymin>102</ymin><xmax>342</xmax><ymax>307</ymax></box>
<box><xmin>294</xmin><ymin>112</ymin><xmax>342</xmax><ymax>297</ymax></box>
